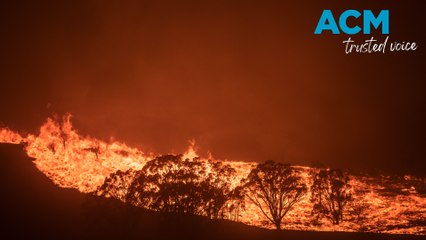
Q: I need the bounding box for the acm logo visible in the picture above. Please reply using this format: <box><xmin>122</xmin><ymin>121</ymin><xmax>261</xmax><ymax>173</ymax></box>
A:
<box><xmin>314</xmin><ymin>10</ymin><xmax>389</xmax><ymax>35</ymax></box>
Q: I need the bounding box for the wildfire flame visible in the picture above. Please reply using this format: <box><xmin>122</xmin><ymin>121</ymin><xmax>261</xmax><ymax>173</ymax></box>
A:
<box><xmin>2</xmin><ymin>114</ymin><xmax>152</xmax><ymax>192</ymax></box>
<box><xmin>0</xmin><ymin>128</ymin><xmax>22</xmax><ymax>144</ymax></box>
<box><xmin>0</xmin><ymin>114</ymin><xmax>424</xmax><ymax>234</ymax></box>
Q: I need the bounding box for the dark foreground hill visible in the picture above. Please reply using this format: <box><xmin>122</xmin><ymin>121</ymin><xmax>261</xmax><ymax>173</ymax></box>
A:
<box><xmin>0</xmin><ymin>143</ymin><xmax>423</xmax><ymax>240</ymax></box>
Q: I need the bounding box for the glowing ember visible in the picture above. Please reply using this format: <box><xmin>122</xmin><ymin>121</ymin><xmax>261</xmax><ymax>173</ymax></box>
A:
<box><xmin>0</xmin><ymin>114</ymin><xmax>425</xmax><ymax>235</ymax></box>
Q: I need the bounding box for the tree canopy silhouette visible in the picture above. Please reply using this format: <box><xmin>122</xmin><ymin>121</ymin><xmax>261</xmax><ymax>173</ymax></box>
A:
<box><xmin>310</xmin><ymin>169</ymin><xmax>352</xmax><ymax>225</ymax></box>
<box><xmin>242</xmin><ymin>160</ymin><xmax>307</xmax><ymax>230</ymax></box>
<box><xmin>125</xmin><ymin>154</ymin><xmax>238</xmax><ymax>218</ymax></box>
<box><xmin>96</xmin><ymin>169</ymin><xmax>137</xmax><ymax>201</ymax></box>
<box><xmin>202</xmin><ymin>160</ymin><xmax>239</xmax><ymax>219</ymax></box>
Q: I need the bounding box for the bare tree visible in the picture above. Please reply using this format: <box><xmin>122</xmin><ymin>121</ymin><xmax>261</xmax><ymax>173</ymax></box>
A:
<box><xmin>242</xmin><ymin>160</ymin><xmax>307</xmax><ymax>230</ymax></box>
<box><xmin>310</xmin><ymin>169</ymin><xmax>352</xmax><ymax>225</ymax></box>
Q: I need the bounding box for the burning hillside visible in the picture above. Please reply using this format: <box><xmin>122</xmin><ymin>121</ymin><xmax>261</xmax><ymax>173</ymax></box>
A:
<box><xmin>0</xmin><ymin>114</ymin><xmax>424</xmax><ymax>235</ymax></box>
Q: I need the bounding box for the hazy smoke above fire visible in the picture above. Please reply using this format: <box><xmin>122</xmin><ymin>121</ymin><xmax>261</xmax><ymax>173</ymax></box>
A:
<box><xmin>0</xmin><ymin>1</ymin><xmax>425</xmax><ymax>175</ymax></box>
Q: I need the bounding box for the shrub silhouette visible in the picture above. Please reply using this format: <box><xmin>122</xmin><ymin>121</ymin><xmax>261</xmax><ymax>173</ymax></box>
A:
<box><xmin>242</xmin><ymin>160</ymin><xmax>307</xmax><ymax>230</ymax></box>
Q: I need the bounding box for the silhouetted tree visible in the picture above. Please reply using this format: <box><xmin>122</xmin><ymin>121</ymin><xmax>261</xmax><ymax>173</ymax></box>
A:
<box><xmin>348</xmin><ymin>188</ymin><xmax>370</xmax><ymax>228</ymax></box>
<box><xmin>126</xmin><ymin>154</ymin><xmax>237</xmax><ymax>218</ymax></box>
<box><xmin>96</xmin><ymin>169</ymin><xmax>137</xmax><ymax>201</ymax></box>
<box><xmin>202</xmin><ymin>160</ymin><xmax>237</xmax><ymax>219</ymax></box>
<box><xmin>126</xmin><ymin>154</ymin><xmax>202</xmax><ymax>214</ymax></box>
<box><xmin>350</xmin><ymin>198</ymin><xmax>369</xmax><ymax>230</ymax></box>
<box><xmin>224</xmin><ymin>186</ymin><xmax>245</xmax><ymax>221</ymax></box>
<box><xmin>242</xmin><ymin>160</ymin><xmax>307</xmax><ymax>230</ymax></box>
<box><xmin>310</xmin><ymin>169</ymin><xmax>352</xmax><ymax>225</ymax></box>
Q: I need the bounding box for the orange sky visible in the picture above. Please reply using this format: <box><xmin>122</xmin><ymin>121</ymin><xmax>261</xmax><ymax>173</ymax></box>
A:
<box><xmin>0</xmin><ymin>0</ymin><xmax>424</xmax><ymax>175</ymax></box>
